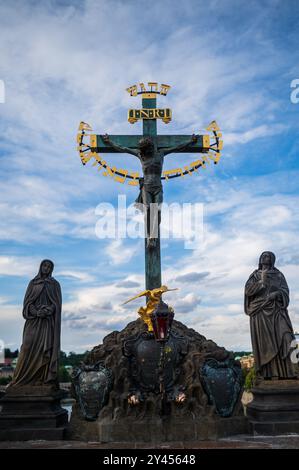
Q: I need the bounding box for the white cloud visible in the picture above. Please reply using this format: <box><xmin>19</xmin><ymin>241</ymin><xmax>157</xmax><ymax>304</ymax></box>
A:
<box><xmin>57</xmin><ymin>270</ymin><xmax>95</xmax><ymax>282</ymax></box>
<box><xmin>0</xmin><ymin>256</ymin><xmax>37</xmax><ymax>277</ymax></box>
<box><xmin>0</xmin><ymin>0</ymin><xmax>298</xmax><ymax>352</ymax></box>
<box><xmin>105</xmin><ymin>239</ymin><xmax>142</xmax><ymax>265</ymax></box>
<box><xmin>3</xmin><ymin>169</ymin><xmax>299</xmax><ymax>352</ymax></box>
<box><xmin>224</xmin><ymin>124</ymin><xmax>288</xmax><ymax>146</ymax></box>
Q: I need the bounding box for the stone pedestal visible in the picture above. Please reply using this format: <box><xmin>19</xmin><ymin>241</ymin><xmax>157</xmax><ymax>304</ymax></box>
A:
<box><xmin>68</xmin><ymin>403</ymin><xmax>249</xmax><ymax>443</ymax></box>
<box><xmin>0</xmin><ymin>385</ymin><xmax>68</xmax><ymax>441</ymax></box>
<box><xmin>247</xmin><ymin>379</ymin><xmax>299</xmax><ymax>435</ymax></box>
<box><xmin>97</xmin><ymin>416</ymin><xmax>249</xmax><ymax>443</ymax></box>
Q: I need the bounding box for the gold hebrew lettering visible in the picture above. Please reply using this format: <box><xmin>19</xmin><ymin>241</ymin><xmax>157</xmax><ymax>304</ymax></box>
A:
<box><xmin>163</xmin><ymin>168</ymin><xmax>184</xmax><ymax>180</ymax></box>
<box><xmin>139</xmin><ymin>83</ymin><xmax>146</xmax><ymax>92</ymax></box>
<box><xmin>128</xmin><ymin>171</ymin><xmax>140</xmax><ymax>186</ymax></box>
<box><xmin>80</xmin><ymin>152</ymin><xmax>93</xmax><ymax>165</ymax></box>
<box><xmin>103</xmin><ymin>165</ymin><xmax>116</xmax><ymax>178</ymax></box>
<box><xmin>114</xmin><ymin>169</ymin><xmax>128</xmax><ymax>184</ymax></box>
<box><xmin>78</xmin><ymin>121</ymin><xmax>92</xmax><ymax>131</ymax></box>
<box><xmin>126</xmin><ymin>85</ymin><xmax>138</xmax><ymax>96</ymax></box>
<box><xmin>214</xmin><ymin>152</ymin><xmax>221</xmax><ymax>163</ymax></box>
<box><xmin>189</xmin><ymin>160</ymin><xmax>203</xmax><ymax>171</ymax></box>
<box><xmin>200</xmin><ymin>158</ymin><xmax>207</xmax><ymax>168</ymax></box>
<box><xmin>207</xmin><ymin>152</ymin><xmax>221</xmax><ymax>164</ymax></box>
<box><xmin>92</xmin><ymin>154</ymin><xmax>102</xmax><ymax>164</ymax></box>
<box><xmin>148</xmin><ymin>82</ymin><xmax>158</xmax><ymax>91</ymax></box>
<box><xmin>160</xmin><ymin>84</ymin><xmax>171</xmax><ymax>95</ymax></box>
<box><xmin>206</xmin><ymin>153</ymin><xmax>215</xmax><ymax>163</ymax></box>
<box><xmin>94</xmin><ymin>155</ymin><xmax>105</xmax><ymax>171</ymax></box>
<box><xmin>206</xmin><ymin>120</ymin><xmax>220</xmax><ymax>132</ymax></box>
<box><xmin>183</xmin><ymin>165</ymin><xmax>193</xmax><ymax>176</ymax></box>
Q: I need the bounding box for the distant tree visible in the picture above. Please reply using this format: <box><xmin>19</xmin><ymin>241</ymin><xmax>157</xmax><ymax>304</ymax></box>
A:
<box><xmin>66</xmin><ymin>351</ymin><xmax>87</xmax><ymax>367</ymax></box>
<box><xmin>60</xmin><ymin>351</ymin><xmax>87</xmax><ymax>367</ymax></box>
<box><xmin>4</xmin><ymin>349</ymin><xmax>19</xmax><ymax>359</ymax></box>
<box><xmin>58</xmin><ymin>365</ymin><xmax>71</xmax><ymax>383</ymax></box>
<box><xmin>233</xmin><ymin>351</ymin><xmax>252</xmax><ymax>358</ymax></box>
<box><xmin>59</xmin><ymin>350</ymin><xmax>67</xmax><ymax>365</ymax></box>
<box><xmin>59</xmin><ymin>350</ymin><xmax>88</xmax><ymax>367</ymax></box>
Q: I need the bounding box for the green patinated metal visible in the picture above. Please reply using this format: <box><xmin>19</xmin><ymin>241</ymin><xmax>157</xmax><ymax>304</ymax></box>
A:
<box><xmin>94</xmin><ymin>135</ymin><xmax>208</xmax><ymax>153</ymax></box>
<box><xmin>142</xmin><ymin>97</ymin><xmax>161</xmax><ymax>290</ymax></box>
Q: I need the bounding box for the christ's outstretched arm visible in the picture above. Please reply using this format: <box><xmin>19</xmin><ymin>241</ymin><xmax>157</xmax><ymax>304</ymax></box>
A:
<box><xmin>102</xmin><ymin>134</ymin><xmax>139</xmax><ymax>156</ymax></box>
<box><xmin>163</xmin><ymin>134</ymin><xmax>198</xmax><ymax>156</ymax></box>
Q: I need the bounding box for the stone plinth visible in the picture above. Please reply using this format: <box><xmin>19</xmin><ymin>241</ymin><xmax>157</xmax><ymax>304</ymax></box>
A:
<box><xmin>97</xmin><ymin>416</ymin><xmax>249</xmax><ymax>443</ymax></box>
<box><xmin>246</xmin><ymin>379</ymin><xmax>299</xmax><ymax>435</ymax></box>
<box><xmin>69</xmin><ymin>403</ymin><xmax>249</xmax><ymax>443</ymax></box>
<box><xmin>68</xmin><ymin>319</ymin><xmax>247</xmax><ymax>443</ymax></box>
<box><xmin>0</xmin><ymin>385</ymin><xmax>68</xmax><ymax>441</ymax></box>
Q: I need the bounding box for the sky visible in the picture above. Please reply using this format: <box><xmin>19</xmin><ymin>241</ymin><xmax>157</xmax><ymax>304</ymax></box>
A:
<box><xmin>0</xmin><ymin>0</ymin><xmax>299</xmax><ymax>353</ymax></box>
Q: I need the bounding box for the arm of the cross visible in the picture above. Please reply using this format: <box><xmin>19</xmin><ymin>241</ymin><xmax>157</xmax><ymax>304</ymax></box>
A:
<box><xmin>102</xmin><ymin>135</ymin><xmax>139</xmax><ymax>156</ymax></box>
<box><xmin>90</xmin><ymin>134</ymin><xmax>210</xmax><ymax>154</ymax></box>
<box><xmin>163</xmin><ymin>135</ymin><xmax>197</xmax><ymax>156</ymax></box>
<box><xmin>90</xmin><ymin>135</ymin><xmax>139</xmax><ymax>155</ymax></box>
<box><xmin>158</xmin><ymin>135</ymin><xmax>210</xmax><ymax>155</ymax></box>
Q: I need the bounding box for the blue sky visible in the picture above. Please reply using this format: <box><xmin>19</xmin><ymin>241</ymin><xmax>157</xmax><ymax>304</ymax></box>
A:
<box><xmin>0</xmin><ymin>0</ymin><xmax>299</xmax><ymax>353</ymax></box>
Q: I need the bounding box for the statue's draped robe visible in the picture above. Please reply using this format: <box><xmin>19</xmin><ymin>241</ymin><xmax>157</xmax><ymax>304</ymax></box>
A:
<box><xmin>11</xmin><ymin>274</ymin><xmax>62</xmax><ymax>386</ymax></box>
<box><xmin>245</xmin><ymin>267</ymin><xmax>295</xmax><ymax>378</ymax></box>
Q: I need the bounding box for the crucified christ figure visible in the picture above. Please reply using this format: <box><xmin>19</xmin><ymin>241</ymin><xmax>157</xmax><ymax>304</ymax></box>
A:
<box><xmin>102</xmin><ymin>133</ymin><xmax>198</xmax><ymax>248</ymax></box>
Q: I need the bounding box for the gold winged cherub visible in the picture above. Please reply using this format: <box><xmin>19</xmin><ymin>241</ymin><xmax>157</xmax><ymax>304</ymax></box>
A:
<box><xmin>123</xmin><ymin>285</ymin><xmax>186</xmax><ymax>405</ymax></box>
<box><xmin>123</xmin><ymin>285</ymin><xmax>177</xmax><ymax>331</ymax></box>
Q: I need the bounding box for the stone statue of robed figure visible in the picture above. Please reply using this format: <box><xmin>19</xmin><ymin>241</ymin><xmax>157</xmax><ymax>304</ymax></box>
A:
<box><xmin>244</xmin><ymin>251</ymin><xmax>296</xmax><ymax>380</ymax></box>
<box><xmin>10</xmin><ymin>259</ymin><xmax>62</xmax><ymax>388</ymax></box>
<box><xmin>0</xmin><ymin>260</ymin><xmax>67</xmax><ymax>440</ymax></box>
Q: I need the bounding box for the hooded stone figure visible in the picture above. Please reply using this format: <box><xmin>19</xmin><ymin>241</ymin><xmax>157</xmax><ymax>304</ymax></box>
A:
<box><xmin>10</xmin><ymin>260</ymin><xmax>62</xmax><ymax>387</ymax></box>
<box><xmin>244</xmin><ymin>251</ymin><xmax>296</xmax><ymax>379</ymax></box>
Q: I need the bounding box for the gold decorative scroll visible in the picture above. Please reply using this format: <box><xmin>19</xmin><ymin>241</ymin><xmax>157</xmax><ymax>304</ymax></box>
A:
<box><xmin>76</xmin><ymin>120</ymin><xmax>223</xmax><ymax>186</ymax></box>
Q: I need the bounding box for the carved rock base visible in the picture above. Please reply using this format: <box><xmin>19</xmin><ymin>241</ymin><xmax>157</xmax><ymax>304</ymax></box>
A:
<box><xmin>0</xmin><ymin>385</ymin><xmax>68</xmax><ymax>441</ymax></box>
<box><xmin>69</xmin><ymin>319</ymin><xmax>246</xmax><ymax>442</ymax></box>
<box><xmin>247</xmin><ymin>379</ymin><xmax>299</xmax><ymax>435</ymax></box>
<box><xmin>69</xmin><ymin>404</ymin><xmax>249</xmax><ymax>442</ymax></box>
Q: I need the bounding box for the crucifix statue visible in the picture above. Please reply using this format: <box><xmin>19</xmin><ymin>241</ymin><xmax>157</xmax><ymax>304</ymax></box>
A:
<box><xmin>77</xmin><ymin>82</ymin><xmax>223</xmax><ymax>290</ymax></box>
<box><xmin>102</xmin><ymin>132</ymin><xmax>198</xmax><ymax>249</ymax></box>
